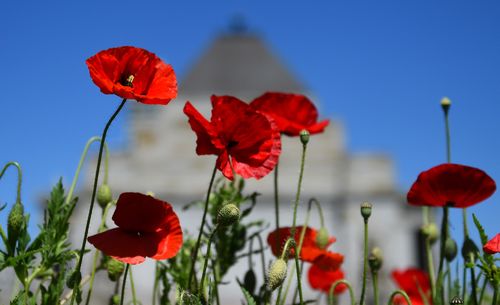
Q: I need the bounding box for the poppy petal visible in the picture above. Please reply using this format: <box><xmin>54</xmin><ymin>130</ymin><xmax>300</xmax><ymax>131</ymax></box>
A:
<box><xmin>112</xmin><ymin>193</ymin><xmax>175</xmax><ymax>233</ymax></box>
<box><xmin>392</xmin><ymin>268</ymin><xmax>431</xmax><ymax>297</ymax></box>
<box><xmin>312</xmin><ymin>251</ymin><xmax>344</xmax><ymax>271</ymax></box>
<box><xmin>308</xmin><ymin>265</ymin><xmax>346</xmax><ymax>294</ymax></box>
<box><xmin>149</xmin><ymin>210</ymin><xmax>183</xmax><ymax>260</ymax></box>
<box><xmin>483</xmin><ymin>233</ymin><xmax>500</xmax><ymax>254</ymax></box>
<box><xmin>407</xmin><ymin>163</ymin><xmax>496</xmax><ymax>208</ymax></box>
<box><xmin>184</xmin><ymin>101</ymin><xmax>223</xmax><ymax>155</ymax></box>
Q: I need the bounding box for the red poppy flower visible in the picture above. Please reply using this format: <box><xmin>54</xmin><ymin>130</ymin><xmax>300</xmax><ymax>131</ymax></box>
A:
<box><xmin>250</xmin><ymin>92</ymin><xmax>329</xmax><ymax>136</ymax></box>
<box><xmin>183</xmin><ymin>95</ymin><xmax>281</xmax><ymax>180</ymax></box>
<box><xmin>392</xmin><ymin>268</ymin><xmax>432</xmax><ymax>305</ymax></box>
<box><xmin>407</xmin><ymin>163</ymin><xmax>496</xmax><ymax>208</ymax></box>
<box><xmin>312</xmin><ymin>251</ymin><xmax>344</xmax><ymax>272</ymax></box>
<box><xmin>86</xmin><ymin>46</ymin><xmax>177</xmax><ymax>105</ymax></box>
<box><xmin>88</xmin><ymin>192</ymin><xmax>183</xmax><ymax>264</ymax></box>
<box><xmin>484</xmin><ymin>233</ymin><xmax>500</xmax><ymax>254</ymax></box>
<box><xmin>308</xmin><ymin>265</ymin><xmax>347</xmax><ymax>294</ymax></box>
<box><xmin>267</xmin><ymin>226</ymin><xmax>338</xmax><ymax>263</ymax></box>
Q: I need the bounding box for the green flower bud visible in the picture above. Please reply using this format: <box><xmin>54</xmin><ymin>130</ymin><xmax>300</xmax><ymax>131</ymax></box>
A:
<box><xmin>109</xmin><ymin>294</ymin><xmax>120</xmax><ymax>305</ymax></box>
<box><xmin>267</xmin><ymin>259</ymin><xmax>287</xmax><ymax>291</ymax></box>
<box><xmin>178</xmin><ymin>290</ymin><xmax>199</xmax><ymax>305</ymax></box>
<box><xmin>444</xmin><ymin>238</ymin><xmax>458</xmax><ymax>262</ymax></box>
<box><xmin>360</xmin><ymin>202</ymin><xmax>372</xmax><ymax>220</ymax></box>
<box><xmin>243</xmin><ymin>269</ymin><xmax>257</xmax><ymax>294</ymax></box>
<box><xmin>107</xmin><ymin>258</ymin><xmax>125</xmax><ymax>282</ymax></box>
<box><xmin>217</xmin><ymin>203</ymin><xmax>240</xmax><ymax>227</ymax></box>
<box><xmin>441</xmin><ymin>97</ymin><xmax>451</xmax><ymax>114</ymax></box>
<box><xmin>299</xmin><ymin>130</ymin><xmax>310</xmax><ymax>145</ymax></box>
<box><xmin>66</xmin><ymin>270</ymin><xmax>82</xmax><ymax>289</ymax></box>
<box><xmin>421</xmin><ymin>223</ymin><xmax>439</xmax><ymax>244</ymax></box>
<box><xmin>7</xmin><ymin>202</ymin><xmax>25</xmax><ymax>249</ymax></box>
<box><xmin>316</xmin><ymin>227</ymin><xmax>330</xmax><ymax>249</ymax></box>
<box><xmin>462</xmin><ymin>237</ymin><xmax>479</xmax><ymax>263</ymax></box>
<box><xmin>97</xmin><ymin>184</ymin><xmax>113</xmax><ymax>208</ymax></box>
<box><xmin>368</xmin><ymin>247</ymin><xmax>383</xmax><ymax>272</ymax></box>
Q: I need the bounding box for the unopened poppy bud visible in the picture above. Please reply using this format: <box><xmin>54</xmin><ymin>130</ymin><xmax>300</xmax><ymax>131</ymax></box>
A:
<box><xmin>243</xmin><ymin>269</ymin><xmax>257</xmax><ymax>294</ymax></box>
<box><xmin>109</xmin><ymin>294</ymin><xmax>120</xmax><ymax>305</ymax></box>
<box><xmin>450</xmin><ymin>296</ymin><xmax>464</xmax><ymax>305</ymax></box>
<box><xmin>107</xmin><ymin>258</ymin><xmax>125</xmax><ymax>282</ymax></box>
<box><xmin>7</xmin><ymin>202</ymin><xmax>24</xmax><ymax>246</ymax></box>
<box><xmin>66</xmin><ymin>270</ymin><xmax>82</xmax><ymax>289</ymax></box>
<box><xmin>267</xmin><ymin>259</ymin><xmax>287</xmax><ymax>291</ymax></box>
<box><xmin>368</xmin><ymin>247</ymin><xmax>383</xmax><ymax>272</ymax></box>
<box><xmin>444</xmin><ymin>238</ymin><xmax>458</xmax><ymax>262</ymax></box>
<box><xmin>97</xmin><ymin>184</ymin><xmax>113</xmax><ymax>208</ymax></box>
<box><xmin>421</xmin><ymin>223</ymin><xmax>439</xmax><ymax>244</ymax></box>
<box><xmin>217</xmin><ymin>203</ymin><xmax>240</xmax><ymax>227</ymax></box>
<box><xmin>299</xmin><ymin>130</ymin><xmax>310</xmax><ymax>145</ymax></box>
<box><xmin>462</xmin><ymin>237</ymin><xmax>479</xmax><ymax>263</ymax></box>
<box><xmin>178</xmin><ymin>290</ymin><xmax>198</xmax><ymax>305</ymax></box>
<box><xmin>360</xmin><ymin>202</ymin><xmax>372</xmax><ymax>220</ymax></box>
<box><xmin>441</xmin><ymin>97</ymin><xmax>451</xmax><ymax>114</ymax></box>
<box><xmin>316</xmin><ymin>227</ymin><xmax>330</xmax><ymax>249</ymax></box>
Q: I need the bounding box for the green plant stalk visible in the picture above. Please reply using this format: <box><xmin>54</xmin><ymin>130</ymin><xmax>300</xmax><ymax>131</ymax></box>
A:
<box><xmin>446</xmin><ymin>262</ymin><xmax>452</xmax><ymax>301</ymax></box>
<box><xmin>0</xmin><ymin>161</ymin><xmax>23</xmax><ymax>203</ymax></box>
<box><xmin>292</xmin><ymin>243</ymin><xmax>304</xmax><ymax>305</ymax></box>
<box><xmin>469</xmin><ymin>253</ymin><xmax>478</xmax><ymax>305</ymax></box>
<box><xmin>422</xmin><ymin>206</ymin><xmax>436</xmax><ymax>298</ymax></box>
<box><xmin>329</xmin><ymin>280</ymin><xmax>355</xmax><ymax>305</ymax></box>
<box><xmin>359</xmin><ymin>219</ymin><xmax>369</xmax><ymax>305</ymax></box>
<box><xmin>478</xmin><ymin>275</ymin><xmax>487</xmax><ymax>305</ymax></box>
<box><xmin>120</xmin><ymin>264</ymin><xmax>130</xmax><ymax>305</ymax></box>
<box><xmin>152</xmin><ymin>262</ymin><xmax>160</xmax><ymax>305</ymax></box>
<box><xmin>85</xmin><ymin>201</ymin><xmax>114</xmax><ymax>305</ymax></box>
<box><xmin>387</xmin><ymin>290</ymin><xmax>412</xmax><ymax>305</ymax></box>
<box><xmin>492</xmin><ymin>283</ymin><xmax>498</xmax><ymax>305</ymax></box>
<box><xmin>372</xmin><ymin>270</ymin><xmax>380</xmax><ymax>305</ymax></box>
<box><xmin>274</xmin><ymin>164</ymin><xmax>280</xmax><ymax>252</ymax></box>
<box><xmin>66</xmin><ymin>136</ymin><xmax>110</xmax><ymax>205</ymax></box>
<box><xmin>462</xmin><ymin>267</ymin><xmax>467</xmax><ymax>300</ymax></box>
<box><xmin>188</xmin><ymin>165</ymin><xmax>218</xmax><ymax>291</ymax></box>
<box><xmin>71</xmin><ymin>98</ymin><xmax>127</xmax><ymax>305</ymax></box>
<box><xmin>438</xmin><ymin>207</ymin><xmax>449</xmax><ymax>275</ymax></box>
<box><xmin>211</xmin><ymin>260</ymin><xmax>221</xmax><ymax>305</ymax></box>
<box><xmin>24</xmin><ymin>267</ymin><xmax>43</xmax><ymax>304</ymax></box>
<box><xmin>199</xmin><ymin>226</ymin><xmax>218</xmax><ymax>295</ymax></box>
<box><xmin>290</xmin><ymin>140</ymin><xmax>308</xmax><ymax>237</ymax></box>
<box><xmin>129</xmin><ymin>266</ymin><xmax>138</xmax><ymax>305</ymax></box>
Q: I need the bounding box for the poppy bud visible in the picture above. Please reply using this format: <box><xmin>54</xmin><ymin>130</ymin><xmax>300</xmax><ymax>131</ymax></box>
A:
<box><xmin>441</xmin><ymin>97</ymin><xmax>451</xmax><ymax>114</ymax></box>
<box><xmin>97</xmin><ymin>184</ymin><xmax>113</xmax><ymax>208</ymax></box>
<box><xmin>267</xmin><ymin>259</ymin><xmax>287</xmax><ymax>291</ymax></box>
<box><xmin>109</xmin><ymin>294</ymin><xmax>120</xmax><ymax>305</ymax></box>
<box><xmin>217</xmin><ymin>203</ymin><xmax>240</xmax><ymax>227</ymax></box>
<box><xmin>360</xmin><ymin>202</ymin><xmax>372</xmax><ymax>221</ymax></box>
<box><xmin>299</xmin><ymin>130</ymin><xmax>310</xmax><ymax>145</ymax></box>
<box><xmin>421</xmin><ymin>223</ymin><xmax>439</xmax><ymax>244</ymax></box>
<box><xmin>450</xmin><ymin>296</ymin><xmax>464</xmax><ymax>305</ymax></box>
<box><xmin>7</xmin><ymin>202</ymin><xmax>25</xmax><ymax>248</ymax></box>
<box><xmin>444</xmin><ymin>238</ymin><xmax>458</xmax><ymax>262</ymax></box>
<box><xmin>66</xmin><ymin>270</ymin><xmax>82</xmax><ymax>289</ymax></box>
<box><xmin>315</xmin><ymin>227</ymin><xmax>330</xmax><ymax>249</ymax></box>
<box><xmin>368</xmin><ymin>247</ymin><xmax>383</xmax><ymax>272</ymax></box>
<box><xmin>461</xmin><ymin>237</ymin><xmax>479</xmax><ymax>263</ymax></box>
<box><xmin>243</xmin><ymin>269</ymin><xmax>257</xmax><ymax>295</ymax></box>
<box><xmin>107</xmin><ymin>258</ymin><xmax>125</xmax><ymax>282</ymax></box>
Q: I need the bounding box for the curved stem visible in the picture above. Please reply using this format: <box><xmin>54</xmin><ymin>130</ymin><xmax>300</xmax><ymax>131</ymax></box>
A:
<box><xmin>387</xmin><ymin>290</ymin><xmax>412</xmax><ymax>305</ymax></box>
<box><xmin>290</xmin><ymin>140</ymin><xmax>308</xmax><ymax>237</ymax></box>
<box><xmin>120</xmin><ymin>264</ymin><xmax>130</xmax><ymax>305</ymax></box>
<box><xmin>84</xmin><ymin>201</ymin><xmax>114</xmax><ymax>305</ymax></box>
<box><xmin>66</xmin><ymin>136</ymin><xmax>110</xmax><ymax>205</ymax></box>
<box><xmin>359</xmin><ymin>219</ymin><xmax>369</xmax><ymax>305</ymax></box>
<box><xmin>0</xmin><ymin>161</ymin><xmax>23</xmax><ymax>204</ymax></box>
<box><xmin>309</xmin><ymin>198</ymin><xmax>325</xmax><ymax>227</ymax></box>
<box><xmin>328</xmin><ymin>280</ymin><xmax>355</xmax><ymax>305</ymax></box>
<box><xmin>188</xmin><ymin>164</ymin><xmax>217</xmax><ymax>291</ymax></box>
<box><xmin>274</xmin><ymin>164</ymin><xmax>280</xmax><ymax>253</ymax></box>
<box><xmin>71</xmin><ymin>98</ymin><xmax>127</xmax><ymax>305</ymax></box>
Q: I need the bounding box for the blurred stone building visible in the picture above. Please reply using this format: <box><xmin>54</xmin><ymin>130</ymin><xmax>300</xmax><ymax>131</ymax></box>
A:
<box><xmin>75</xmin><ymin>24</ymin><xmax>424</xmax><ymax>304</ymax></box>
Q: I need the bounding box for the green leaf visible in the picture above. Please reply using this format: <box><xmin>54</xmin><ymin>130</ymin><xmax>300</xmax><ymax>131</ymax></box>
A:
<box><xmin>472</xmin><ymin>213</ymin><xmax>488</xmax><ymax>246</ymax></box>
<box><xmin>239</xmin><ymin>285</ymin><xmax>257</xmax><ymax>305</ymax></box>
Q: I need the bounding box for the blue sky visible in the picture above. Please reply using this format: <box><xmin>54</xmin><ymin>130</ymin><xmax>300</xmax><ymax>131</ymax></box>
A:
<box><xmin>1</xmin><ymin>1</ymin><xmax>499</xmax><ymax>257</ymax></box>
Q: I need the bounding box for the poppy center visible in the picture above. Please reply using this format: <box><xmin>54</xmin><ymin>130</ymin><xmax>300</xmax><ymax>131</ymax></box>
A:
<box><xmin>445</xmin><ymin>201</ymin><xmax>455</xmax><ymax>207</ymax></box>
<box><xmin>227</xmin><ymin>140</ymin><xmax>238</xmax><ymax>148</ymax></box>
<box><xmin>121</xmin><ymin>74</ymin><xmax>135</xmax><ymax>87</ymax></box>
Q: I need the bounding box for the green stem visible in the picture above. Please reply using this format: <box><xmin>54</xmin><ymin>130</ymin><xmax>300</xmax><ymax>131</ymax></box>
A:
<box><xmin>387</xmin><ymin>290</ymin><xmax>412</xmax><ymax>305</ymax></box>
<box><xmin>290</xmin><ymin>140</ymin><xmax>308</xmax><ymax>237</ymax></box>
<box><xmin>199</xmin><ymin>226</ymin><xmax>218</xmax><ymax>295</ymax></box>
<box><xmin>84</xmin><ymin>201</ymin><xmax>114</xmax><ymax>305</ymax></box>
<box><xmin>129</xmin><ymin>266</ymin><xmax>138</xmax><ymax>305</ymax></box>
<box><xmin>329</xmin><ymin>280</ymin><xmax>355</xmax><ymax>305</ymax></box>
<box><xmin>66</xmin><ymin>136</ymin><xmax>110</xmax><ymax>205</ymax></box>
<box><xmin>422</xmin><ymin>206</ymin><xmax>436</xmax><ymax>298</ymax></box>
<box><xmin>372</xmin><ymin>270</ymin><xmax>380</xmax><ymax>305</ymax></box>
<box><xmin>0</xmin><ymin>161</ymin><xmax>23</xmax><ymax>204</ymax></box>
<box><xmin>469</xmin><ymin>255</ymin><xmax>478</xmax><ymax>305</ymax></box>
<box><xmin>359</xmin><ymin>219</ymin><xmax>369</xmax><ymax>305</ymax></box>
<box><xmin>492</xmin><ymin>283</ymin><xmax>498</xmax><ymax>305</ymax></box>
<box><xmin>478</xmin><ymin>275</ymin><xmax>487</xmax><ymax>305</ymax></box>
<box><xmin>462</xmin><ymin>267</ymin><xmax>467</xmax><ymax>300</ymax></box>
<box><xmin>211</xmin><ymin>260</ymin><xmax>221</xmax><ymax>305</ymax></box>
<box><xmin>274</xmin><ymin>163</ymin><xmax>280</xmax><ymax>253</ymax></box>
<box><xmin>438</xmin><ymin>207</ymin><xmax>449</xmax><ymax>275</ymax></box>
<box><xmin>120</xmin><ymin>264</ymin><xmax>130</xmax><ymax>305</ymax></box>
<box><xmin>446</xmin><ymin>262</ymin><xmax>452</xmax><ymax>301</ymax></box>
<box><xmin>152</xmin><ymin>262</ymin><xmax>160</xmax><ymax>305</ymax></box>
<box><xmin>293</xmin><ymin>249</ymin><xmax>304</xmax><ymax>305</ymax></box>
<box><xmin>188</xmin><ymin>164</ymin><xmax>217</xmax><ymax>291</ymax></box>
<box><xmin>71</xmin><ymin>98</ymin><xmax>127</xmax><ymax>305</ymax></box>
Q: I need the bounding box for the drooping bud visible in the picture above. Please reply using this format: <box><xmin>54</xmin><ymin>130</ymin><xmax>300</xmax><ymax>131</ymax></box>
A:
<box><xmin>441</xmin><ymin>97</ymin><xmax>451</xmax><ymax>114</ymax></box>
<box><xmin>66</xmin><ymin>270</ymin><xmax>82</xmax><ymax>289</ymax></box>
<box><xmin>444</xmin><ymin>238</ymin><xmax>458</xmax><ymax>262</ymax></box>
<box><xmin>421</xmin><ymin>223</ymin><xmax>439</xmax><ymax>244</ymax></box>
<box><xmin>108</xmin><ymin>294</ymin><xmax>120</xmax><ymax>305</ymax></box>
<box><xmin>299</xmin><ymin>130</ymin><xmax>310</xmax><ymax>145</ymax></box>
<box><xmin>217</xmin><ymin>203</ymin><xmax>240</xmax><ymax>227</ymax></box>
<box><xmin>243</xmin><ymin>269</ymin><xmax>257</xmax><ymax>295</ymax></box>
<box><xmin>267</xmin><ymin>259</ymin><xmax>287</xmax><ymax>291</ymax></box>
<box><xmin>316</xmin><ymin>227</ymin><xmax>330</xmax><ymax>249</ymax></box>
<box><xmin>7</xmin><ymin>202</ymin><xmax>25</xmax><ymax>249</ymax></box>
<box><xmin>107</xmin><ymin>258</ymin><xmax>125</xmax><ymax>282</ymax></box>
<box><xmin>97</xmin><ymin>184</ymin><xmax>112</xmax><ymax>208</ymax></box>
<box><xmin>360</xmin><ymin>202</ymin><xmax>372</xmax><ymax>221</ymax></box>
<box><xmin>368</xmin><ymin>247</ymin><xmax>383</xmax><ymax>272</ymax></box>
<box><xmin>462</xmin><ymin>237</ymin><xmax>479</xmax><ymax>263</ymax></box>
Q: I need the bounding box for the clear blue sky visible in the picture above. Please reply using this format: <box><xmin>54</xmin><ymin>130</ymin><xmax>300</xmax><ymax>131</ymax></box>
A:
<box><xmin>1</xmin><ymin>1</ymin><xmax>499</xmax><ymax>256</ymax></box>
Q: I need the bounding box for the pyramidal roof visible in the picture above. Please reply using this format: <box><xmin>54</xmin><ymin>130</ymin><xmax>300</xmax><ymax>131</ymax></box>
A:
<box><xmin>180</xmin><ymin>29</ymin><xmax>305</xmax><ymax>98</ymax></box>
